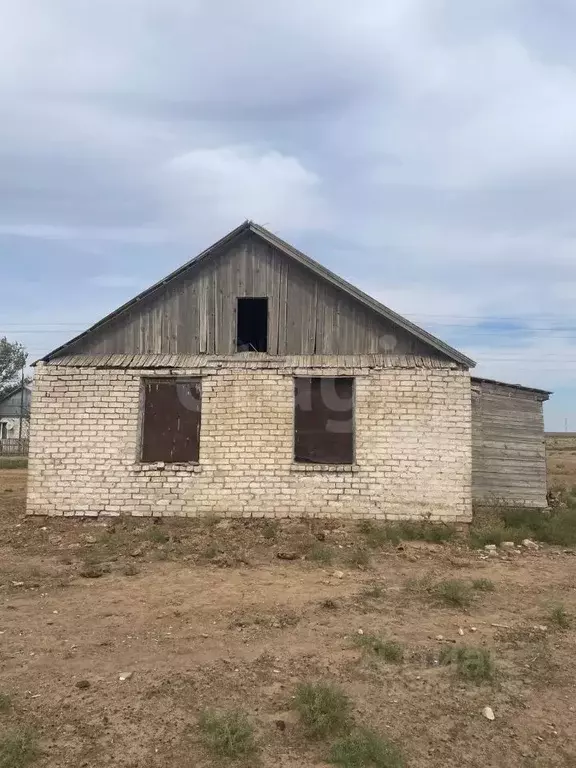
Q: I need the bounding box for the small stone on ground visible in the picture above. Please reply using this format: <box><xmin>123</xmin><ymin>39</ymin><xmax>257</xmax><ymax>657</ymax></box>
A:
<box><xmin>522</xmin><ymin>539</ymin><xmax>539</xmax><ymax>550</ymax></box>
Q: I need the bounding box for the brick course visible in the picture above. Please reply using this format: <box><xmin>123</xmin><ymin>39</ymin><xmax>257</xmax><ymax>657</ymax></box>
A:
<box><xmin>27</xmin><ymin>361</ymin><xmax>472</xmax><ymax>521</ymax></box>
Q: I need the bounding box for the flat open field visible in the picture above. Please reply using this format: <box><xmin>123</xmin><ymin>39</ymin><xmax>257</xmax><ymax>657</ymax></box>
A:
<box><xmin>547</xmin><ymin>434</ymin><xmax>576</xmax><ymax>490</ymax></box>
<box><xmin>1</xmin><ymin>467</ymin><xmax>576</xmax><ymax>767</ymax></box>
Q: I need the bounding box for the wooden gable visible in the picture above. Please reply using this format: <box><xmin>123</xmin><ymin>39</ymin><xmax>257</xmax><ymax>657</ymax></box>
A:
<box><xmin>41</xmin><ymin>223</ymin><xmax>473</xmax><ymax>364</ymax></box>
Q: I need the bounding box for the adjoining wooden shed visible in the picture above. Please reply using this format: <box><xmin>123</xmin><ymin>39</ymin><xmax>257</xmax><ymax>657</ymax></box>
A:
<box><xmin>471</xmin><ymin>378</ymin><xmax>551</xmax><ymax>508</ymax></box>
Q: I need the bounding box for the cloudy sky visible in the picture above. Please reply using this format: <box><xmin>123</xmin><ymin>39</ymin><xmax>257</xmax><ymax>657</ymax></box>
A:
<box><xmin>1</xmin><ymin>0</ymin><xmax>575</xmax><ymax>428</ymax></box>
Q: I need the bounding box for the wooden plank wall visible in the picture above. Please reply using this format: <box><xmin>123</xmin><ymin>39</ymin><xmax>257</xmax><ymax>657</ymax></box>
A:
<box><xmin>63</xmin><ymin>233</ymin><xmax>441</xmax><ymax>358</ymax></box>
<box><xmin>472</xmin><ymin>380</ymin><xmax>548</xmax><ymax>506</ymax></box>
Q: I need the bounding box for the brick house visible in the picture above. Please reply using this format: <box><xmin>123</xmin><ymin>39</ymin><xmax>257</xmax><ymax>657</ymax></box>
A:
<box><xmin>27</xmin><ymin>221</ymin><xmax>476</xmax><ymax>521</ymax></box>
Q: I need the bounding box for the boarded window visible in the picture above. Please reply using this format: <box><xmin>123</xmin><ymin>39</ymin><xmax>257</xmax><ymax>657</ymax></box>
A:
<box><xmin>236</xmin><ymin>297</ymin><xmax>268</xmax><ymax>352</ymax></box>
<box><xmin>141</xmin><ymin>379</ymin><xmax>201</xmax><ymax>463</ymax></box>
<box><xmin>294</xmin><ymin>377</ymin><xmax>354</xmax><ymax>464</ymax></box>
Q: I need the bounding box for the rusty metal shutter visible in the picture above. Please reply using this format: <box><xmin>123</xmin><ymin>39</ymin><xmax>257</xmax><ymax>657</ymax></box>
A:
<box><xmin>141</xmin><ymin>379</ymin><xmax>201</xmax><ymax>463</ymax></box>
<box><xmin>294</xmin><ymin>377</ymin><xmax>354</xmax><ymax>464</ymax></box>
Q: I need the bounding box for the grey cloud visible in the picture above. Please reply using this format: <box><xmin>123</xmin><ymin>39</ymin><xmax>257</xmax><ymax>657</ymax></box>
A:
<box><xmin>0</xmin><ymin>0</ymin><xmax>575</xmax><ymax>407</ymax></box>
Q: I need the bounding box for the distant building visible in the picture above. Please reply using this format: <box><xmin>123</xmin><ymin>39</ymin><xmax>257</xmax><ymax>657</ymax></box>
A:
<box><xmin>0</xmin><ymin>384</ymin><xmax>32</xmax><ymax>446</ymax></box>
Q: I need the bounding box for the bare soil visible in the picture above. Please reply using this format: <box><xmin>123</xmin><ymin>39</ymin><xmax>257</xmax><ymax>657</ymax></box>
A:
<box><xmin>1</xmin><ymin>468</ymin><xmax>576</xmax><ymax>767</ymax></box>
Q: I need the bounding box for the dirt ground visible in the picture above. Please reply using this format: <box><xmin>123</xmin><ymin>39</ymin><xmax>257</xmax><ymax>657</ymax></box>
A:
<box><xmin>1</xmin><ymin>468</ymin><xmax>576</xmax><ymax>767</ymax></box>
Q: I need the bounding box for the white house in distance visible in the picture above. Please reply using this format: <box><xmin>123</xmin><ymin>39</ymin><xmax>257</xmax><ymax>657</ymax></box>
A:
<box><xmin>0</xmin><ymin>383</ymin><xmax>31</xmax><ymax>447</ymax></box>
<box><xmin>26</xmin><ymin>221</ymin><xmax>549</xmax><ymax>520</ymax></box>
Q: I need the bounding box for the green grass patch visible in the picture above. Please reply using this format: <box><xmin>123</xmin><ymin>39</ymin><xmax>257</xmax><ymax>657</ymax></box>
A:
<box><xmin>471</xmin><ymin>502</ymin><xmax>576</xmax><ymax>548</ymax></box>
<box><xmin>432</xmin><ymin>579</ymin><xmax>473</xmax><ymax>608</ymax></box>
<box><xmin>356</xmin><ymin>522</ymin><xmax>391</xmax><ymax>548</ymax></box>
<box><xmin>360</xmin><ymin>585</ymin><xmax>384</xmax><ymax>599</ymax></box>
<box><xmin>79</xmin><ymin>562</ymin><xmax>105</xmax><ymax>579</ymax></box>
<box><xmin>357</xmin><ymin>520</ymin><xmax>454</xmax><ymax>548</ymax></box>
<box><xmin>261</xmin><ymin>520</ymin><xmax>279</xmax><ymax>541</ymax></box>
<box><xmin>354</xmin><ymin>634</ymin><xmax>404</xmax><ymax>663</ymax></box>
<box><xmin>0</xmin><ymin>457</ymin><xmax>28</xmax><ymax>470</ymax></box>
<box><xmin>440</xmin><ymin>646</ymin><xmax>495</xmax><ymax>684</ymax></box>
<box><xmin>202</xmin><ymin>543</ymin><xmax>219</xmax><ymax>560</ymax></box>
<box><xmin>347</xmin><ymin>549</ymin><xmax>371</xmax><ymax>569</ymax></box>
<box><xmin>198</xmin><ymin>710</ymin><xmax>257</xmax><ymax>760</ymax></box>
<box><xmin>293</xmin><ymin>682</ymin><xmax>352</xmax><ymax>739</ymax></box>
<box><xmin>469</xmin><ymin>523</ymin><xmax>509</xmax><ymax>549</ymax></box>
<box><xmin>145</xmin><ymin>527</ymin><xmax>170</xmax><ymax>544</ymax></box>
<box><xmin>406</xmin><ymin>577</ymin><xmax>491</xmax><ymax>609</ymax></box>
<box><xmin>0</xmin><ymin>728</ymin><xmax>39</xmax><ymax>768</ymax></box>
<box><xmin>330</xmin><ymin>728</ymin><xmax>404</xmax><ymax>768</ymax></box>
<box><xmin>471</xmin><ymin>578</ymin><xmax>495</xmax><ymax>592</ymax></box>
<box><xmin>548</xmin><ymin>604</ymin><xmax>572</xmax><ymax>630</ymax></box>
<box><xmin>309</xmin><ymin>544</ymin><xmax>334</xmax><ymax>565</ymax></box>
<box><xmin>392</xmin><ymin>521</ymin><xmax>455</xmax><ymax>543</ymax></box>
<box><xmin>122</xmin><ymin>563</ymin><xmax>139</xmax><ymax>577</ymax></box>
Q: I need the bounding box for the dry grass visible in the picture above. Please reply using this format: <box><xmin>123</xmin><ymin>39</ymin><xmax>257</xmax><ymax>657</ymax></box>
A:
<box><xmin>360</xmin><ymin>585</ymin><xmax>385</xmax><ymax>600</ymax></box>
<box><xmin>145</xmin><ymin>526</ymin><xmax>170</xmax><ymax>544</ymax></box>
<box><xmin>293</xmin><ymin>682</ymin><xmax>352</xmax><ymax>739</ymax></box>
<box><xmin>347</xmin><ymin>548</ymin><xmax>371</xmax><ymax>569</ymax></box>
<box><xmin>471</xmin><ymin>499</ymin><xmax>576</xmax><ymax>548</ymax></box>
<box><xmin>354</xmin><ymin>634</ymin><xmax>404</xmax><ymax>663</ymax></box>
<box><xmin>122</xmin><ymin>562</ymin><xmax>139</xmax><ymax>577</ymax></box>
<box><xmin>261</xmin><ymin>520</ymin><xmax>279</xmax><ymax>541</ymax></box>
<box><xmin>432</xmin><ymin>580</ymin><xmax>474</xmax><ymax>608</ymax></box>
<box><xmin>78</xmin><ymin>562</ymin><xmax>106</xmax><ymax>579</ymax></box>
<box><xmin>308</xmin><ymin>544</ymin><xmax>334</xmax><ymax>565</ymax></box>
<box><xmin>471</xmin><ymin>578</ymin><xmax>495</xmax><ymax>592</ymax></box>
<box><xmin>357</xmin><ymin>520</ymin><xmax>455</xmax><ymax>548</ymax></box>
<box><xmin>439</xmin><ymin>646</ymin><xmax>496</xmax><ymax>684</ymax></box>
<box><xmin>330</xmin><ymin>728</ymin><xmax>405</xmax><ymax>768</ymax></box>
<box><xmin>0</xmin><ymin>458</ymin><xmax>27</xmax><ymax>470</ymax></box>
<box><xmin>406</xmin><ymin>577</ymin><xmax>496</xmax><ymax>609</ymax></box>
<box><xmin>0</xmin><ymin>728</ymin><xmax>39</xmax><ymax>768</ymax></box>
<box><xmin>198</xmin><ymin>709</ymin><xmax>257</xmax><ymax>760</ymax></box>
<box><xmin>548</xmin><ymin>604</ymin><xmax>572</xmax><ymax>630</ymax></box>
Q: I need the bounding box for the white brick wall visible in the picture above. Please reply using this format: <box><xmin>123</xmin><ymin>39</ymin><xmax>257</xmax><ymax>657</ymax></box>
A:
<box><xmin>27</xmin><ymin>362</ymin><xmax>472</xmax><ymax>522</ymax></box>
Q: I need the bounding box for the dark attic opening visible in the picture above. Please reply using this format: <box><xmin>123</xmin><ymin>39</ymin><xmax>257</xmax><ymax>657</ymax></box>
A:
<box><xmin>236</xmin><ymin>297</ymin><xmax>268</xmax><ymax>352</ymax></box>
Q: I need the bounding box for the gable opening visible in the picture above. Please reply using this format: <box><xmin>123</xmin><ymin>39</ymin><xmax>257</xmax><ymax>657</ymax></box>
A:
<box><xmin>236</xmin><ymin>297</ymin><xmax>268</xmax><ymax>352</ymax></box>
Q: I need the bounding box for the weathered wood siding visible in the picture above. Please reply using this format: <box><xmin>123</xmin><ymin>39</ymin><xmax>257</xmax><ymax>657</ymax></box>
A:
<box><xmin>472</xmin><ymin>379</ymin><xmax>549</xmax><ymax>507</ymax></box>
<box><xmin>64</xmin><ymin>232</ymin><xmax>443</xmax><ymax>358</ymax></box>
